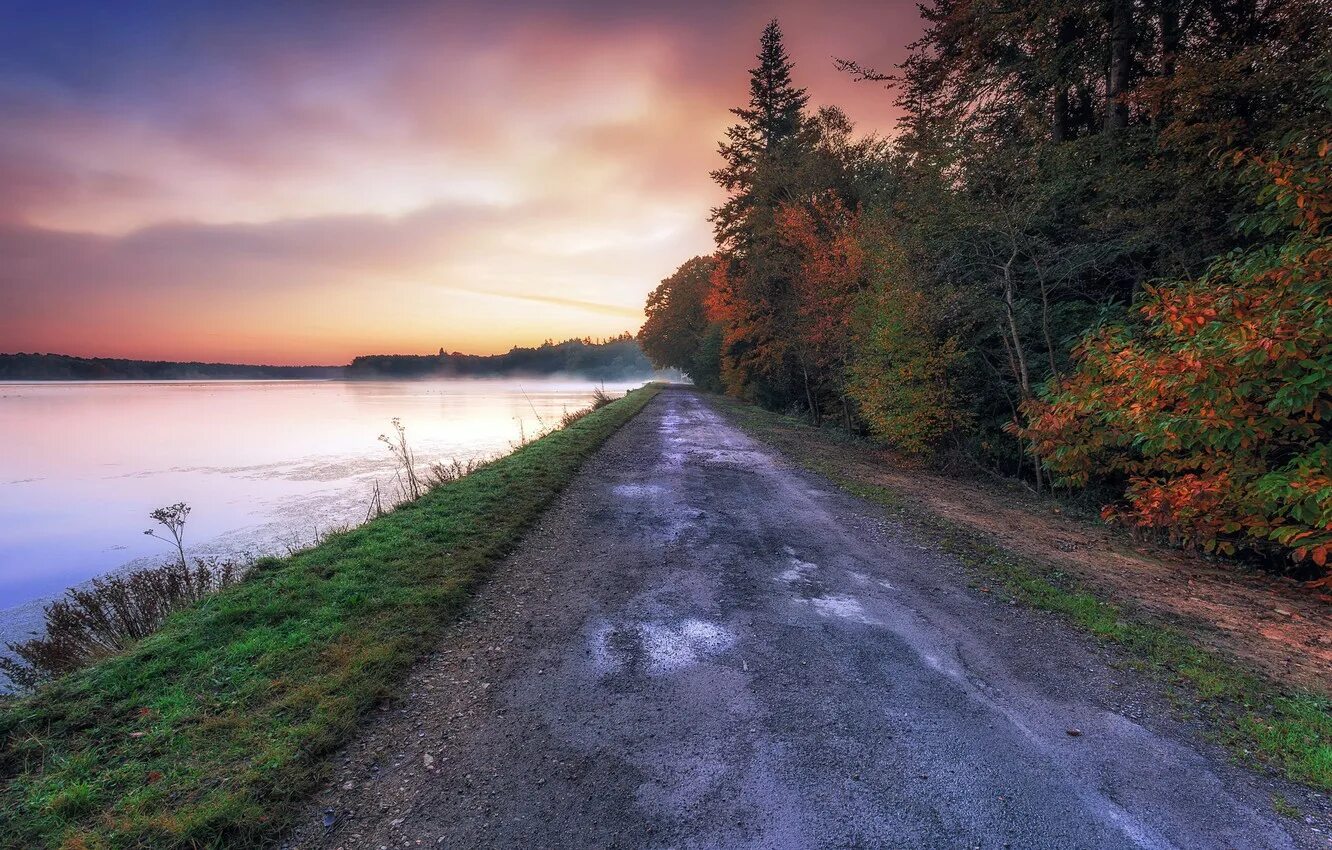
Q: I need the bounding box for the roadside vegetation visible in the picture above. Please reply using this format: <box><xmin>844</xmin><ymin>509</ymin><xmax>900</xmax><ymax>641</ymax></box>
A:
<box><xmin>4</xmin><ymin>416</ymin><xmax>496</xmax><ymax>691</ymax></box>
<box><xmin>0</xmin><ymin>385</ymin><xmax>658</xmax><ymax>849</ymax></box>
<box><xmin>638</xmin><ymin>9</ymin><xmax>1330</xmax><ymax>575</ymax></box>
<box><xmin>720</xmin><ymin>396</ymin><xmax>1332</xmax><ymax>792</ymax></box>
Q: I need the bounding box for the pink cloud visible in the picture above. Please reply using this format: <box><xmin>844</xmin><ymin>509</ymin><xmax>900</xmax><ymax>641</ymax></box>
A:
<box><xmin>0</xmin><ymin>1</ymin><xmax>921</xmax><ymax>363</ymax></box>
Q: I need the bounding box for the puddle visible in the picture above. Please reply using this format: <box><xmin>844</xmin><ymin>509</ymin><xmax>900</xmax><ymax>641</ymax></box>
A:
<box><xmin>613</xmin><ymin>483</ymin><xmax>664</xmax><ymax>499</ymax></box>
<box><xmin>774</xmin><ymin>551</ymin><xmax>829</xmax><ymax>597</ymax></box>
<box><xmin>591</xmin><ymin>617</ymin><xmax>736</xmax><ymax>677</ymax></box>
<box><xmin>809</xmin><ymin>594</ymin><xmax>880</xmax><ymax>625</ymax></box>
<box><xmin>777</xmin><ymin>557</ymin><xmax>817</xmax><ymax>584</ymax></box>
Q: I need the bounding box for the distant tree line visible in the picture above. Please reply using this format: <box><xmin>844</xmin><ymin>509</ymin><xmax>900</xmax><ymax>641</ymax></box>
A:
<box><xmin>0</xmin><ymin>353</ymin><xmax>342</xmax><ymax>381</ymax></box>
<box><xmin>639</xmin><ymin>8</ymin><xmax>1329</xmax><ymax>570</ymax></box>
<box><xmin>345</xmin><ymin>334</ymin><xmax>654</xmax><ymax>380</ymax></box>
<box><xmin>2</xmin><ymin>335</ymin><xmax>656</xmax><ymax>382</ymax></box>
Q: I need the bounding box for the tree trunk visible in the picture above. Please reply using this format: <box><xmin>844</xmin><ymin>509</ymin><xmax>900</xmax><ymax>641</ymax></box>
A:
<box><xmin>1000</xmin><ymin>249</ymin><xmax>1044</xmax><ymax>492</ymax></box>
<box><xmin>1053</xmin><ymin>88</ymin><xmax>1070</xmax><ymax>142</ymax></box>
<box><xmin>1159</xmin><ymin>0</ymin><xmax>1180</xmax><ymax>78</ymax></box>
<box><xmin>1000</xmin><ymin>251</ymin><xmax>1032</xmax><ymax>401</ymax></box>
<box><xmin>800</xmin><ymin>358</ymin><xmax>818</xmax><ymax>425</ymax></box>
<box><xmin>1032</xmin><ymin>257</ymin><xmax>1061</xmax><ymax>391</ymax></box>
<box><xmin>1105</xmin><ymin>0</ymin><xmax>1133</xmax><ymax>131</ymax></box>
<box><xmin>1077</xmin><ymin>84</ymin><xmax>1098</xmax><ymax>136</ymax></box>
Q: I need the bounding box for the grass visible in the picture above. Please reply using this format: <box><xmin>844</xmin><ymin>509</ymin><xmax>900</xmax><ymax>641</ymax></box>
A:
<box><xmin>0</xmin><ymin>384</ymin><xmax>660</xmax><ymax>849</ymax></box>
<box><xmin>716</xmin><ymin>394</ymin><xmax>1332</xmax><ymax>793</ymax></box>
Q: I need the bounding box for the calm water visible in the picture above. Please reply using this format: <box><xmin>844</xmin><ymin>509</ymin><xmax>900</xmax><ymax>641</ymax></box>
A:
<box><xmin>0</xmin><ymin>379</ymin><xmax>643</xmax><ymax>615</ymax></box>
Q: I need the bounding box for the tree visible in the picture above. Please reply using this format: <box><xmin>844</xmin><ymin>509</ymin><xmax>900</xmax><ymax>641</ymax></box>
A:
<box><xmin>704</xmin><ymin>19</ymin><xmax>818</xmax><ymax>407</ymax></box>
<box><xmin>776</xmin><ymin>191</ymin><xmax>864</xmax><ymax>425</ymax></box>
<box><xmin>847</xmin><ymin>208</ymin><xmax>971</xmax><ymax>455</ymax></box>
<box><xmin>710</xmin><ymin>18</ymin><xmax>810</xmax><ymax>256</ymax></box>
<box><xmin>638</xmin><ymin>256</ymin><xmax>723</xmax><ymax>390</ymax></box>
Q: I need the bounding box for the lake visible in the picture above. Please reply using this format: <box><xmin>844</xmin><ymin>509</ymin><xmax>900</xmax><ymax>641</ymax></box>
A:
<box><xmin>0</xmin><ymin>378</ymin><xmax>644</xmax><ymax>637</ymax></box>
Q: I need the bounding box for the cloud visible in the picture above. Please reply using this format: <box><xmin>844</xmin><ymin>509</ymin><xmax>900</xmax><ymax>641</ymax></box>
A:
<box><xmin>0</xmin><ymin>0</ymin><xmax>920</xmax><ymax>363</ymax></box>
<box><xmin>464</xmin><ymin>291</ymin><xmax>646</xmax><ymax>319</ymax></box>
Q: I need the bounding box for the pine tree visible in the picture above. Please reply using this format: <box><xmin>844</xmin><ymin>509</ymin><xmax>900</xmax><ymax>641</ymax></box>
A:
<box><xmin>710</xmin><ymin>19</ymin><xmax>809</xmax><ymax>254</ymax></box>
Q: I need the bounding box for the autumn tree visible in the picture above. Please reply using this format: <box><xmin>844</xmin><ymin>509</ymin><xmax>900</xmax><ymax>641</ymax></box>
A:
<box><xmin>775</xmin><ymin>192</ymin><xmax>863</xmax><ymax>425</ymax></box>
<box><xmin>847</xmin><ymin>208</ymin><xmax>970</xmax><ymax>456</ymax></box>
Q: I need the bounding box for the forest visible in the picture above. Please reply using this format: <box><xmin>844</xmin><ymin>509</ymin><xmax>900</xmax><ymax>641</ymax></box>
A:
<box><xmin>638</xmin><ymin>2</ymin><xmax>1331</xmax><ymax>573</ymax></box>
<box><xmin>0</xmin><ymin>353</ymin><xmax>341</xmax><ymax>381</ymax></box>
<box><xmin>346</xmin><ymin>334</ymin><xmax>652</xmax><ymax>379</ymax></box>
<box><xmin>2</xmin><ymin>336</ymin><xmax>653</xmax><ymax>382</ymax></box>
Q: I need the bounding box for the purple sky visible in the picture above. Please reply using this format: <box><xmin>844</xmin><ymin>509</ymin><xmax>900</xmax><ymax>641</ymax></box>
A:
<box><xmin>0</xmin><ymin>0</ymin><xmax>921</xmax><ymax>363</ymax></box>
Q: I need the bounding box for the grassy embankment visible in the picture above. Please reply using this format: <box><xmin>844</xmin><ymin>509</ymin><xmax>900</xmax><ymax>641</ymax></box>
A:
<box><xmin>0</xmin><ymin>384</ymin><xmax>660</xmax><ymax>849</ymax></box>
<box><xmin>716</xmin><ymin>395</ymin><xmax>1332</xmax><ymax>795</ymax></box>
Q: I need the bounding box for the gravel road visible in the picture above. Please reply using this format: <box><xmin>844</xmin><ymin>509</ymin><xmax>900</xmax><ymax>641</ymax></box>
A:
<box><xmin>283</xmin><ymin>387</ymin><xmax>1320</xmax><ymax>849</ymax></box>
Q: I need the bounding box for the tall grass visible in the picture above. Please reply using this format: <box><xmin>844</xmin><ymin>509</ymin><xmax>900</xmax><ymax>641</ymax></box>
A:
<box><xmin>591</xmin><ymin>382</ymin><xmax>615</xmax><ymax>410</ymax></box>
<box><xmin>1</xmin><ymin>558</ymin><xmax>244</xmax><ymax>690</ymax></box>
<box><xmin>2</xmin><ymin>505</ymin><xmax>247</xmax><ymax>691</ymax></box>
<box><xmin>378</xmin><ymin>417</ymin><xmax>424</xmax><ymax>501</ymax></box>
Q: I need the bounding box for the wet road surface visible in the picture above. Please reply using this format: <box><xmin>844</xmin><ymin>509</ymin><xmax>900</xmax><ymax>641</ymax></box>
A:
<box><xmin>285</xmin><ymin>387</ymin><xmax>1307</xmax><ymax>849</ymax></box>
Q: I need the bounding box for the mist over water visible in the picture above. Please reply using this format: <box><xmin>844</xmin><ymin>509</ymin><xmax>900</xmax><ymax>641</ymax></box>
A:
<box><xmin>0</xmin><ymin>377</ymin><xmax>645</xmax><ymax>619</ymax></box>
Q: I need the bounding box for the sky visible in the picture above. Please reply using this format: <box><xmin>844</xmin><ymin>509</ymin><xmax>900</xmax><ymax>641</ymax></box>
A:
<box><xmin>0</xmin><ymin>0</ymin><xmax>922</xmax><ymax>365</ymax></box>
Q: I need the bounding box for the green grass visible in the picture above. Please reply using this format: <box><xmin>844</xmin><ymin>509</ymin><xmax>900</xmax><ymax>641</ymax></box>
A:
<box><xmin>717</xmin><ymin>394</ymin><xmax>1332</xmax><ymax>792</ymax></box>
<box><xmin>0</xmin><ymin>385</ymin><xmax>660</xmax><ymax>849</ymax></box>
<box><xmin>1272</xmin><ymin>792</ymin><xmax>1302</xmax><ymax>819</ymax></box>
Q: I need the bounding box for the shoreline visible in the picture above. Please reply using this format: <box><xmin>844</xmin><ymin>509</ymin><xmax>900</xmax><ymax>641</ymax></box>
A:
<box><xmin>0</xmin><ymin>378</ymin><xmax>656</xmax><ymax>651</ymax></box>
<box><xmin>0</xmin><ymin>385</ymin><xmax>663</xmax><ymax>847</ymax></box>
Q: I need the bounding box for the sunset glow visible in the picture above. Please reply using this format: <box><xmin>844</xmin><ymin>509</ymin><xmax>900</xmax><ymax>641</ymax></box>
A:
<box><xmin>0</xmin><ymin>1</ymin><xmax>919</xmax><ymax>364</ymax></box>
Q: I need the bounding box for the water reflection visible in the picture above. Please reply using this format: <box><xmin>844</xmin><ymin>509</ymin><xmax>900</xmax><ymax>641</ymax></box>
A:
<box><xmin>0</xmin><ymin>378</ymin><xmax>642</xmax><ymax>613</ymax></box>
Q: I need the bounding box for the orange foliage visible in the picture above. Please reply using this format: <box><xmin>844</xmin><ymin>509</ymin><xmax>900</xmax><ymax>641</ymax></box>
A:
<box><xmin>1019</xmin><ymin>140</ymin><xmax>1332</xmax><ymax>567</ymax></box>
<box><xmin>776</xmin><ymin>192</ymin><xmax>864</xmax><ymax>397</ymax></box>
<box><xmin>704</xmin><ymin>259</ymin><xmax>791</xmax><ymax>398</ymax></box>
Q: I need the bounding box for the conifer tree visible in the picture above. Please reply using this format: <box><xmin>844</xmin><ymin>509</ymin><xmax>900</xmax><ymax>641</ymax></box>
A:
<box><xmin>710</xmin><ymin>19</ymin><xmax>809</xmax><ymax>255</ymax></box>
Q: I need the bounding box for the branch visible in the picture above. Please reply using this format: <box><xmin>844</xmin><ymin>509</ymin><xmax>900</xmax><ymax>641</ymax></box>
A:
<box><xmin>833</xmin><ymin>57</ymin><xmax>894</xmax><ymax>85</ymax></box>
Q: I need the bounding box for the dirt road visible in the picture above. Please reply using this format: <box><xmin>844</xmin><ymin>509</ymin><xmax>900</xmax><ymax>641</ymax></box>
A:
<box><xmin>284</xmin><ymin>387</ymin><xmax>1318</xmax><ymax>849</ymax></box>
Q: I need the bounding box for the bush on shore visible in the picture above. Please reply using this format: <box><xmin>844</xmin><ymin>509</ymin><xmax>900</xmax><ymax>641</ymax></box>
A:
<box><xmin>1</xmin><ymin>558</ymin><xmax>245</xmax><ymax>690</ymax></box>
